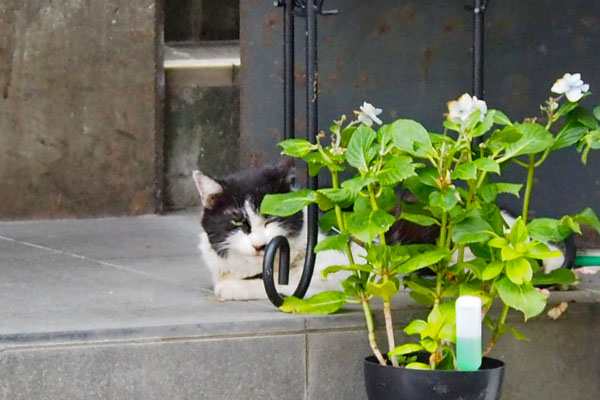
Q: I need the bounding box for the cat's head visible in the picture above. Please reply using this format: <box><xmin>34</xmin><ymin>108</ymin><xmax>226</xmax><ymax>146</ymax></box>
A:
<box><xmin>193</xmin><ymin>159</ymin><xmax>303</xmax><ymax>259</ymax></box>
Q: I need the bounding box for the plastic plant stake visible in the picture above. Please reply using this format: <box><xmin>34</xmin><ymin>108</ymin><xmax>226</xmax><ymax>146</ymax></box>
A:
<box><xmin>456</xmin><ymin>295</ymin><xmax>482</xmax><ymax>371</ymax></box>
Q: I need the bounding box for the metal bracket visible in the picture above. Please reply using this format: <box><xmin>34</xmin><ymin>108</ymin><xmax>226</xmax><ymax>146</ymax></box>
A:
<box><xmin>274</xmin><ymin>0</ymin><xmax>338</xmax><ymax>17</ymax></box>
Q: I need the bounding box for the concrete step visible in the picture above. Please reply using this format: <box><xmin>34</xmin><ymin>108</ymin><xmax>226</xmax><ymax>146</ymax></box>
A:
<box><xmin>1</xmin><ymin>212</ymin><xmax>599</xmax><ymax>399</ymax></box>
<box><xmin>164</xmin><ymin>42</ymin><xmax>240</xmax><ymax>87</ymax></box>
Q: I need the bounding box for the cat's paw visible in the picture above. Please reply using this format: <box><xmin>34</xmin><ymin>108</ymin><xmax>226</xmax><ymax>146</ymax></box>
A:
<box><xmin>214</xmin><ymin>279</ymin><xmax>267</xmax><ymax>301</ymax></box>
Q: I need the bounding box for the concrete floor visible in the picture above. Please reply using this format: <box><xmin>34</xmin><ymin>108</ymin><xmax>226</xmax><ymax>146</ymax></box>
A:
<box><xmin>0</xmin><ymin>210</ymin><xmax>317</xmax><ymax>345</ymax></box>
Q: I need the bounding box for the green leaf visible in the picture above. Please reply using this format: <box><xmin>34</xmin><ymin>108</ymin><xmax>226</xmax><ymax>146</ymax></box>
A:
<box><xmin>557</xmin><ymin>101</ymin><xmax>579</xmax><ymax>117</ymax></box>
<box><xmin>458</xmin><ymin>258</ymin><xmax>487</xmax><ymax>280</ymax></box>
<box><xmin>509</xmin><ymin>217</ymin><xmax>528</xmax><ymax>247</ymax></box>
<box><xmin>302</xmin><ymin>151</ymin><xmax>327</xmax><ymax>177</ymax></box>
<box><xmin>409</xmin><ymin>291</ymin><xmax>436</xmax><ymax>306</ymax></box>
<box><xmin>393</xmin><ymin>248</ymin><xmax>450</xmax><ymax>274</ymax></box>
<box><xmin>496</xmin><ymin>277</ymin><xmax>547</xmax><ymax>321</ymax></box>
<box><xmin>451</xmin><ymin>162</ymin><xmax>477</xmax><ymax>180</ymax></box>
<box><xmin>376</xmin><ymin>187</ymin><xmax>398</xmax><ymax>212</ymax></box>
<box><xmin>341</xmin><ymin>175</ymin><xmax>375</xmax><ymax>196</ymax></box>
<box><xmin>498</xmin><ymin>123</ymin><xmax>554</xmax><ymax>161</ymax></box>
<box><xmin>366</xmin><ymin>280</ymin><xmax>398</xmax><ymax>300</ymax></box>
<box><xmin>404</xmin><ymin>319</ymin><xmax>428</xmax><ymax>337</ymax></box>
<box><xmin>319</xmin><ymin>209</ymin><xmax>339</xmax><ymax>232</ymax></box>
<box><xmin>260</xmin><ymin>189</ymin><xmax>316</xmax><ymax>216</ymax></box>
<box><xmin>472</xmin><ymin>110</ymin><xmax>496</xmax><ymax>137</ymax></box>
<box><xmin>531</xmin><ymin>268</ymin><xmax>577</xmax><ymax>286</ymax></box>
<box><xmin>473</xmin><ymin>158</ymin><xmax>501</xmax><ymax>174</ymax></box>
<box><xmin>594</xmin><ymin>106</ymin><xmax>600</xmax><ymax>121</ymax></box>
<box><xmin>278</xmin><ymin>139</ymin><xmax>316</xmax><ymax>157</ymax></box>
<box><xmin>505</xmin><ymin>258</ymin><xmax>533</xmax><ymax>285</ymax></box>
<box><xmin>552</xmin><ymin>125</ymin><xmax>588</xmax><ymax>150</ymax></box>
<box><xmin>452</xmin><ymin>216</ymin><xmax>494</xmax><ymax>244</ymax></box>
<box><xmin>399</xmin><ymin>212</ymin><xmax>440</xmax><ymax>227</ymax></box>
<box><xmin>377</xmin><ymin>155</ymin><xmax>417</xmax><ymax>185</ymax></box>
<box><xmin>314</xmin><ymin>233</ymin><xmax>350</xmax><ymax>254</ymax></box>
<box><xmin>501</xmin><ymin>324</ymin><xmax>530</xmax><ymax>341</ymax></box>
<box><xmin>577</xmin><ymin>108</ymin><xmax>598</xmax><ymax>129</ymax></box>
<box><xmin>315</xmin><ymin>188</ymin><xmax>354</xmax><ymax>211</ymax></box>
<box><xmin>321</xmin><ymin>263</ymin><xmax>375</xmax><ymax>279</ymax></box>
<box><xmin>346</xmin><ymin>209</ymin><xmax>396</xmax><ymax>243</ymax></box>
<box><xmin>479</xmin><ymin>183</ymin><xmax>523</xmax><ymax>203</ymax></box>
<box><xmin>404</xmin><ymin>276</ymin><xmax>437</xmax><ymax>298</ymax></box>
<box><xmin>487</xmin><ymin>125</ymin><xmax>522</xmax><ymax>147</ymax></box>
<box><xmin>527</xmin><ymin>218</ymin><xmax>572</xmax><ymax>242</ymax></box>
<box><xmin>420</xmin><ymin>337</ymin><xmax>439</xmax><ymax>353</ymax></box>
<box><xmin>341</xmin><ymin>275</ymin><xmax>363</xmax><ymax>297</ymax></box>
<box><xmin>340</xmin><ymin>126</ymin><xmax>357</xmax><ymax>147</ymax></box>
<box><xmin>482</xmin><ymin>261</ymin><xmax>504</xmax><ymax>281</ymax></box>
<box><xmin>390</xmin><ymin>119</ymin><xmax>434</xmax><ymax>157</ymax></box>
<box><xmin>429</xmin><ymin>188</ymin><xmax>459</xmax><ymax>211</ymax></box>
<box><xmin>389</xmin><ymin>343</ymin><xmax>424</xmax><ymax>357</ymax></box>
<box><xmin>406</xmin><ymin>362</ymin><xmax>430</xmax><ymax>370</ymax></box>
<box><xmin>279</xmin><ymin>291</ymin><xmax>346</xmax><ymax>314</ymax></box>
<box><xmin>523</xmin><ymin>243</ymin><xmax>561</xmax><ymax>260</ymax></box>
<box><xmin>572</xmin><ymin>207</ymin><xmax>600</xmax><ymax>234</ymax></box>
<box><xmin>492</xmin><ymin>110</ymin><xmax>512</xmax><ymax>126</ymax></box>
<box><xmin>346</xmin><ymin>124</ymin><xmax>377</xmax><ymax>171</ymax></box>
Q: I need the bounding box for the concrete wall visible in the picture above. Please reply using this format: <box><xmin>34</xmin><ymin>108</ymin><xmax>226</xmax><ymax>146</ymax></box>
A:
<box><xmin>0</xmin><ymin>0</ymin><xmax>161</xmax><ymax>219</ymax></box>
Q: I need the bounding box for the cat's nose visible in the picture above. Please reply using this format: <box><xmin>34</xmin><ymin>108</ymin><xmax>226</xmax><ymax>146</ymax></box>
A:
<box><xmin>253</xmin><ymin>244</ymin><xmax>266</xmax><ymax>252</ymax></box>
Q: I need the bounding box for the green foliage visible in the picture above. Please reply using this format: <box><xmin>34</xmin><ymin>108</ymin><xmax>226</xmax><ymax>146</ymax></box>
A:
<box><xmin>260</xmin><ymin>77</ymin><xmax>600</xmax><ymax>371</ymax></box>
<box><xmin>279</xmin><ymin>291</ymin><xmax>347</xmax><ymax>314</ymax></box>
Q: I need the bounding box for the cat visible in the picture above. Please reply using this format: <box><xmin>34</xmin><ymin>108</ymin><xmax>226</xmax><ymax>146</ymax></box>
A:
<box><xmin>193</xmin><ymin>159</ymin><xmax>356</xmax><ymax>300</ymax></box>
<box><xmin>193</xmin><ymin>160</ymin><xmax>565</xmax><ymax>301</ymax></box>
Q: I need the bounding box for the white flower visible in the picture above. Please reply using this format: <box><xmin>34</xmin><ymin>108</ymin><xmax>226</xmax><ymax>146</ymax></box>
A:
<box><xmin>447</xmin><ymin>93</ymin><xmax>487</xmax><ymax>124</ymax></box>
<box><xmin>354</xmin><ymin>102</ymin><xmax>382</xmax><ymax>127</ymax></box>
<box><xmin>551</xmin><ymin>73</ymin><xmax>589</xmax><ymax>102</ymax></box>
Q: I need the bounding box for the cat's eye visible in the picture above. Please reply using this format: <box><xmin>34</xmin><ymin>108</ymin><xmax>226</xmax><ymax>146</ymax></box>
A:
<box><xmin>264</xmin><ymin>217</ymin><xmax>278</xmax><ymax>227</ymax></box>
<box><xmin>230</xmin><ymin>219</ymin><xmax>243</xmax><ymax>227</ymax></box>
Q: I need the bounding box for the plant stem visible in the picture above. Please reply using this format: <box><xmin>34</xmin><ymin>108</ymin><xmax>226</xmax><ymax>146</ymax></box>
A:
<box><xmin>522</xmin><ymin>154</ymin><xmax>536</xmax><ymax>223</ymax></box>
<box><xmin>362</xmin><ymin>298</ymin><xmax>386</xmax><ymax>365</ymax></box>
<box><xmin>331</xmin><ymin>170</ymin><xmax>356</xmax><ymax>265</ymax></box>
<box><xmin>383</xmin><ymin>298</ymin><xmax>399</xmax><ymax>366</ymax></box>
<box><xmin>484</xmin><ymin>304</ymin><xmax>509</xmax><ymax>356</ymax></box>
<box><xmin>367</xmin><ymin>183</ymin><xmax>397</xmax><ymax>366</ymax></box>
<box><xmin>368</xmin><ymin>184</ymin><xmax>387</xmax><ymax>246</ymax></box>
<box><xmin>438</xmin><ymin>212</ymin><xmax>448</xmax><ymax>247</ymax></box>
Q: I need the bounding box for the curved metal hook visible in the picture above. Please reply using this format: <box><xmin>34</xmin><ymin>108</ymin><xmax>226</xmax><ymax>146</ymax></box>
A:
<box><xmin>561</xmin><ymin>234</ymin><xmax>577</xmax><ymax>269</ymax></box>
<box><xmin>262</xmin><ymin>236</ymin><xmax>290</xmax><ymax>307</ymax></box>
<box><xmin>262</xmin><ymin>203</ymin><xmax>319</xmax><ymax>307</ymax></box>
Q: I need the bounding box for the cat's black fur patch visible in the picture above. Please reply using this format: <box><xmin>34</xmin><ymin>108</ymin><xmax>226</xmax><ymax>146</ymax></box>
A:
<box><xmin>201</xmin><ymin>160</ymin><xmax>304</xmax><ymax>257</ymax></box>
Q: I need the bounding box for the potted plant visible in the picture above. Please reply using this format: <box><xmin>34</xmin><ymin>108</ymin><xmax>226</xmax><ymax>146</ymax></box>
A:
<box><xmin>260</xmin><ymin>73</ymin><xmax>600</xmax><ymax>399</ymax></box>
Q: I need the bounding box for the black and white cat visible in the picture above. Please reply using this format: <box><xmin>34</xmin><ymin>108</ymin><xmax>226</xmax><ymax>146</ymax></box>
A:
<box><xmin>193</xmin><ymin>159</ymin><xmax>356</xmax><ymax>300</ymax></box>
<box><xmin>193</xmin><ymin>161</ymin><xmax>564</xmax><ymax>301</ymax></box>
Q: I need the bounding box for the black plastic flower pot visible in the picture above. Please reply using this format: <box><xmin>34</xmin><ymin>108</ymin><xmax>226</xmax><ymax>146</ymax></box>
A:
<box><xmin>363</xmin><ymin>355</ymin><xmax>505</xmax><ymax>400</ymax></box>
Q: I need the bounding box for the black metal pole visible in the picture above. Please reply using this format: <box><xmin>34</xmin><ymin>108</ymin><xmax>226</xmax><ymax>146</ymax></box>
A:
<box><xmin>293</xmin><ymin>0</ymin><xmax>318</xmax><ymax>298</ymax></box>
<box><xmin>284</xmin><ymin>0</ymin><xmax>295</xmax><ymax>140</ymax></box>
<box><xmin>472</xmin><ymin>0</ymin><xmax>485</xmax><ymax>99</ymax></box>
<box><xmin>263</xmin><ymin>0</ymin><xmax>324</xmax><ymax>306</ymax></box>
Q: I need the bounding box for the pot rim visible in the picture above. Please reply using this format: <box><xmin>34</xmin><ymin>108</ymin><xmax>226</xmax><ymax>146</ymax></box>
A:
<box><xmin>364</xmin><ymin>354</ymin><xmax>505</xmax><ymax>372</ymax></box>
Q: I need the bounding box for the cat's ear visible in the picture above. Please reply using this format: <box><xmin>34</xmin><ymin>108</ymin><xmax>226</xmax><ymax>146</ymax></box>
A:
<box><xmin>192</xmin><ymin>170</ymin><xmax>223</xmax><ymax>209</ymax></box>
<box><xmin>276</xmin><ymin>157</ymin><xmax>296</xmax><ymax>187</ymax></box>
